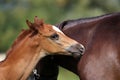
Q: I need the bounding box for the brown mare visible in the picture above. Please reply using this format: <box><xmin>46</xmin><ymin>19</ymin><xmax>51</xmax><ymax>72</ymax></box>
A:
<box><xmin>0</xmin><ymin>17</ymin><xmax>84</xmax><ymax>80</ymax></box>
<box><xmin>33</xmin><ymin>12</ymin><xmax>120</xmax><ymax>80</ymax></box>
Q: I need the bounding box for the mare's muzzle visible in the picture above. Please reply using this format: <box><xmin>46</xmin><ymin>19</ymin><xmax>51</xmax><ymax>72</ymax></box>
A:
<box><xmin>67</xmin><ymin>44</ymin><xmax>85</xmax><ymax>57</ymax></box>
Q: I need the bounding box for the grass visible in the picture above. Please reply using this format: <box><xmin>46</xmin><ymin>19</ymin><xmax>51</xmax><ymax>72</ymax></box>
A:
<box><xmin>58</xmin><ymin>67</ymin><xmax>79</xmax><ymax>80</ymax></box>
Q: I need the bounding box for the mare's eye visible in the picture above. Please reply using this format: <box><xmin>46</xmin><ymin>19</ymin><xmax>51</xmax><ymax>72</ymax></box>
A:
<box><xmin>50</xmin><ymin>33</ymin><xmax>59</xmax><ymax>40</ymax></box>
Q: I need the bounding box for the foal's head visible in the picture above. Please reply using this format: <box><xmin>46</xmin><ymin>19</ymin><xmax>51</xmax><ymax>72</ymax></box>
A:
<box><xmin>26</xmin><ymin>16</ymin><xmax>85</xmax><ymax>57</ymax></box>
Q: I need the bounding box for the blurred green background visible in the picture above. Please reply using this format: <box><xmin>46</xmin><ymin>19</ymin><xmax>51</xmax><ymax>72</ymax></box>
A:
<box><xmin>0</xmin><ymin>0</ymin><xmax>120</xmax><ymax>80</ymax></box>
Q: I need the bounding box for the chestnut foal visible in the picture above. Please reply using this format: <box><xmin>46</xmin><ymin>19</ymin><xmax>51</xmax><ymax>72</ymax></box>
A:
<box><xmin>0</xmin><ymin>17</ymin><xmax>84</xmax><ymax>80</ymax></box>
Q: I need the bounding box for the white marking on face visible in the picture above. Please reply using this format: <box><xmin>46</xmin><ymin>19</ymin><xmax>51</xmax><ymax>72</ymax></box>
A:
<box><xmin>52</xmin><ymin>25</ymin><xmax>64</xmax><ymax>34</ymax></box>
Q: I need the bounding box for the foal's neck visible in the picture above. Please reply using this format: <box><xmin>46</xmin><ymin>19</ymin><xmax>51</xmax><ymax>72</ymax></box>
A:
<box><xmin>0</xmin><ymin>34</ymin><xmax>44</xmax><ymax>80</ymax></box>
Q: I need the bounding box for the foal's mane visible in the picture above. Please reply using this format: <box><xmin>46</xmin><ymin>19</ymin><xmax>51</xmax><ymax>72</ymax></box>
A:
<box><xmin>6</xmin><ymin>29</ymin><xmax>32</xmax><ymax>54</ymax></box>
<box><xmin>12</xmin><ymin>30</ymin><xmax>31</xmax><ymax>47</ymax></box>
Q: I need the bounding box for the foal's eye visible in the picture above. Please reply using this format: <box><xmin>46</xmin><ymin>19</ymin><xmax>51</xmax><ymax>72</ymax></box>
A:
<box><xmin>50</xmin><ymin>33</ymin><xmax>59</xmax><ymax>40</ymax></box>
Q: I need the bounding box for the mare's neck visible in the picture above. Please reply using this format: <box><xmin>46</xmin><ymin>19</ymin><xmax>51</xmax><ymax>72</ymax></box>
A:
<box><xmin>0</xmin><ymin>35</ymin><xmax>44</xmax><ymax>80</ymax></box>
<box><xmin>62</xmin><ymin>19</ymin><xmax>99</xmax><ymax>50</ymax></box>
<box><xmin>60</xmin><ymin>13</ymin><xmax>120</xmax><ymax>49</ymax></box>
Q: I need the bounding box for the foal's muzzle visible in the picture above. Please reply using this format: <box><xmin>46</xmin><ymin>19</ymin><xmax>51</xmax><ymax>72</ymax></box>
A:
<box><xmin>67</xmin><ymin>44</ymin><xmax>85</xmax><ymax>57</ymax></box>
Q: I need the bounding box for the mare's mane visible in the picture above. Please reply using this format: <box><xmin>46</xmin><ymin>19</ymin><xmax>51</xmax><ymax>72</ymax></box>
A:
<box><xmin>57</xmin><ymin>12</ymin><xmax>120</xmax><ymax>30</ymax></box>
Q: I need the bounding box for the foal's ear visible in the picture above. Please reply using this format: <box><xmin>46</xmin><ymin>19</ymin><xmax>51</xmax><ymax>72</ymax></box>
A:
<box><xmin>34</xmin><ymin>16</ymin><xmax>44</xmax><ymax>30</ymax></box>
<box><xmin>26</xmin><ymin>20</ymin><xmax>35</xmax><ymax>30</ymax></box>
<box><xmin>26</xmin><ymin>17</ymin><xmax>44</xmax><ymax>32</ymax></box>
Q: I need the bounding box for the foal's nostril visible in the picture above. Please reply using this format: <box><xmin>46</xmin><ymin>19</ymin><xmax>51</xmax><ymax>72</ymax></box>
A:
<box><xmin>79</xmin><ymin>47</ymin><xmax>85</xmax><ymax>54</ymax></box>
<box><xmin>76</xmin><ymin>44</ymin><xmax>85</xmax><ymax>54</ymax></box>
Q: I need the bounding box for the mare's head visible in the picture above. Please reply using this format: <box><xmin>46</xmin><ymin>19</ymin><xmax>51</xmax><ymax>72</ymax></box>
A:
<box><xmin>26</xmin><ymin>16</ymin><xmax>85</xmax><ymax>57</ymax></box>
